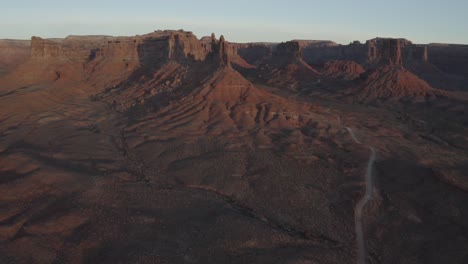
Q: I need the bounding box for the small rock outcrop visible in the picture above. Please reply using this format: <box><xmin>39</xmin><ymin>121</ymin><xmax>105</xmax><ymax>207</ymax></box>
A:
<box><xmin>323</xmin><ymin>60</ymin><xmax>365</xmax><ymax>80</ymax></box>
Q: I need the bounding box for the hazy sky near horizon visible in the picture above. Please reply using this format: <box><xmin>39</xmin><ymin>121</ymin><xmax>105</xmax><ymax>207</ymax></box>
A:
<box><xmin>2</xmin><ymin>0</ymin><xmax>468</xmax><ymax>44</ymax></box>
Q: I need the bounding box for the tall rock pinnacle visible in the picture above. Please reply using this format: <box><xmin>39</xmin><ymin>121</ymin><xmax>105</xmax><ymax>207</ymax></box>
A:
<box><xmin>210</xmin><ymin>33</ymin><xmax>231</xmax><ymax>67</ymax></box>
<box><xmin>211</xmin><ymin>33</ymin><xmax>216</xmax><ymax>45</ymax></box>
<box><xmin>219</xmin><ymin>35</ymin><xmax>229</xmax><ymax>66</ymax></box>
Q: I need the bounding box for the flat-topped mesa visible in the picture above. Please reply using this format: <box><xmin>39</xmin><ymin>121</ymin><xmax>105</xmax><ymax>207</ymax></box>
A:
<box><xmin>380</xmin><ymin>38</ymin><xmax>402</xmax><ymax>66</ymax></box>
<box><xmin>303</xmin><ymin>37</ymin><xmax>418</xmax><ymax>67</ymax></box>
<box><xmin>31</xmin><ymin>37</ymin><xmax>63</xmax><ymax>59</ymax></box>
<box><xmin>31</xmin><ymin>36</ymin><xmax>111</xmax><ymax>61</ymax></box>
<box><xmin>291</xmin><ymin>40</ymin><xmax>338</xmax><ymax>49</ymax></box>
<box><xmin>93</xmin><ymin>38</ymin><xmax>139</xmax><ymax>61</ymax></box>
<box><xmin>30</xmin><ymin>30</ymin><xmax>210</xmax><ymax>66</ymax></box>
<box><xmin>126</xmin><ymin>31</ymin><xmax>210</xmax><ymax>66</ymax></box>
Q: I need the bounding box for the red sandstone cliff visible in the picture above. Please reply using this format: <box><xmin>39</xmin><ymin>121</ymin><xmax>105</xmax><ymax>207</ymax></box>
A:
<box><xmin>380</xmin><ymin>38</ymin><xmax>402</xmax><ymax>65</ymax></box>
<box><xmin>6</xmin><ymin>30</ymin><xmax>466</xmax><ymax>97</ymax></box>
<box><xmin>236</xmin><ymin>43</ymin><xmax>275</xmax><ymax>65</ymax></box>
<box><xmin>15</xmin><ymin>30</ymin><xmax>216</xmax><ymax>88</ymax></box>
<box><xmin>0</xmin><ymin>40</ymin><xmax>30</xmax><ymax>75</ymax></box>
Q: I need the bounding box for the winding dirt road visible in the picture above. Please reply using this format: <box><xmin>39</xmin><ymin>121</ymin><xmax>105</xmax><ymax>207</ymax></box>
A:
<box><xmin>345</xmin><ymin>126</ymin><xmax>376</xmax><ymax>264</ymax></box>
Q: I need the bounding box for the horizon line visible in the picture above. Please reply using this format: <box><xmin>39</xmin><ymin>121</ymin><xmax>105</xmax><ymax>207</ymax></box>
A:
<box><xmin>1</xmin><ymin>29</ymin><xmax>467</xmax><ymax>46</ymax></box>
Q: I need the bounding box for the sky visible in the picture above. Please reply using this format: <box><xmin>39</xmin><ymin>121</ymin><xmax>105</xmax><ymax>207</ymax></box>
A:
<box><xmin>1</xmin><ymin>0</ymin><xmax>468</xmax><ymax>44</ymax></box>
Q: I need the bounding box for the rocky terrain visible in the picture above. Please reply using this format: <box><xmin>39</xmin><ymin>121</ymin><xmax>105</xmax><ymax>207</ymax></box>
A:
<box><xmin>0</xmin><ymin>29</ymin><xmax>467</xmax><ymax>264</ymax></box>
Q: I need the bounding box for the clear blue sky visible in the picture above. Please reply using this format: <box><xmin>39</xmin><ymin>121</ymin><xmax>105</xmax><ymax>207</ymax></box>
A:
<box><xmin>2</xmin><ymin>0</ymin><xmax>467</xmax><ymax>44</ymax></box>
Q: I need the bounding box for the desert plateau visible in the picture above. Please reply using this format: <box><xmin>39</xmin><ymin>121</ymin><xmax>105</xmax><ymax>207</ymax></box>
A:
<box><xmin>0</xmin><ymin>19</ymin><xmax>468</xmax><ymax>264</ymax></box>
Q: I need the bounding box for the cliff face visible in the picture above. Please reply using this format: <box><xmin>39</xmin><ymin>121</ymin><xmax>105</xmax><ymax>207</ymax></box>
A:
<box><xmin>0</xmin><ymin>40</ymin><xmax>30</xmax><ymax>74</ymax></box>
<box><xmin>427</xmin><ymin>44</ymin><xmax>468</xmax><ymax>77</ymax></box>
<box><xmin>20</xmin><ymin>31</ymin><xmax>468</xmax><ymax>93</ymax></box>
<box><xmin>403</xmin><ymin>45</ymin><xmax>428</xmax><ymax>62</ymax></box>
<box><xmin>30</xmin><ymin>31</ymin><xmax>210</xmax><ymax>65</ymax></box>
<box><xmin>274</xmin><ymin>41</ymin><xmax>302</xmax><ymax>62</ymax></box>
<box><xmin>292</xmin><ymin>40</ymin><xmax>338</xmax><ymax>48</ymax></box>
<box><xmin>31</xmin><ymin>37</ymin><xmax>64</xmax><ymax>59</ymax></box>
<box><xmin>136</xmin><ymin>31</ymin><xmax>210</xmax><ymax>66</ymax></box>
<box><xmin>31</xmin><ymin>36</ymin><xmax>115</xmax><ymax>63</ymax></box>
<box><xmin>94</xmin><ymin>39</ymin><xmax>139</xmax><ymax>61</ymax></box>
<box><xmin>380</xmin><ymin>38</ymin><xmax>402</xmax><ymax>65</ymax></box>
<box><xmin>302</xmin><ymin>38</ymin><xmax>427</xmax><ymax>67</ymax></box>
<box><xmin>302</xmin><ymin>42</ymin><xmax>368</xmax><ymax>65</ymax></box>
<box><xmin>302</xmin><ymin>37</ymin><xmax>467</xmax><ymax>90</ymax></box>
<box><xmin>168</xmin><ymin>32</ymin><xmax>210</xmax><ymax>61</ymax></box>
<box><xmin>17</xmin><ymin>30</ymin><xmax>215</xmax><ymax>89</ymax></box>
<box><xmin>403</xmin><ymin>44</ymin><xmax>468</xmax><ymax>91</ymax></box>
<box><xmin>236</xmin><ymin>43</ymin><xmax>275</xmax><ymax>65</ymax></box>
